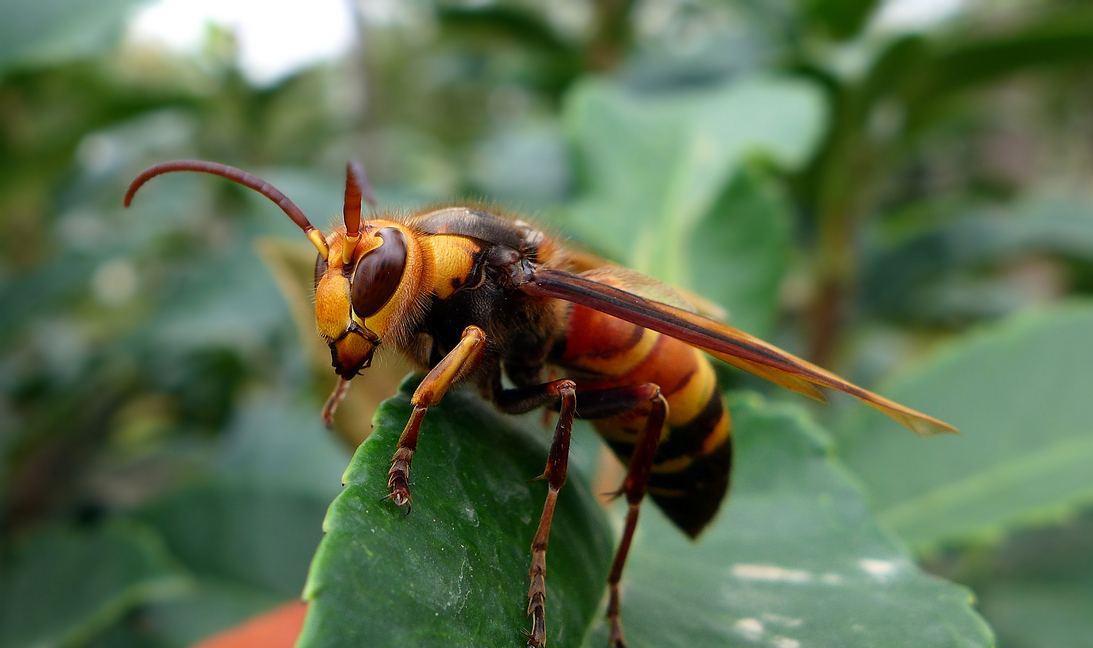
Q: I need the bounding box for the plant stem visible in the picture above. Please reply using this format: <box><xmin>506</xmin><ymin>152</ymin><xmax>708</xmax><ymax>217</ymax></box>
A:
<box><xmin>586</xmin><ymin>0</ymin><xmax>635</xmax><ymax>71</ymax></box>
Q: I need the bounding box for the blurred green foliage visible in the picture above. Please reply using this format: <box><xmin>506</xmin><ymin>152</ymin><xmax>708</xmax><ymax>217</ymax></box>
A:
<box><xmin>2</xmin><ymin>0</ymin><xmax>1093</xmax><ymax>646</ymax></box>
<box><xmin>839</xmin><ymin>303</ymin><xmax>1093</xmax><ymax>551</ymax></box>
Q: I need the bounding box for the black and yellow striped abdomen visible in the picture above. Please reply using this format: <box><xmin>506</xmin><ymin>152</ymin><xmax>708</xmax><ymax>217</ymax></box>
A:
<box><xmin>554</xmin><ymin>270</ymin><xmax>732</xmax><ymax>537</ymax></box>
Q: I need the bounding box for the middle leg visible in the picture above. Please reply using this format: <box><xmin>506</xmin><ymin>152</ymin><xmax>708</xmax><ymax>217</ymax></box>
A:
<box><xmin>519</xmin><ymin>379</ymin><xmax>578</xmax><ymax>648</ymax></box>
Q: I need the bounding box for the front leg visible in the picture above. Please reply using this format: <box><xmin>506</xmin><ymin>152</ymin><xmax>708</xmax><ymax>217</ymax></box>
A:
<box><xmin>387</xmin><ymin>325</ymin><xmax>486</xmax><ymax>510</ymax></box>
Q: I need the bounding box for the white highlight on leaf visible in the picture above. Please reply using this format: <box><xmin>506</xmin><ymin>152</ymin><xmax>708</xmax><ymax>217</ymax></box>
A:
<box><xmin>772</xmin><ymin>637</ymin><xmax>801</xmax><ymax>648</ymax></box>
<box><xmin>731</xmin><ymin>563</ymin><xmax>813</xmax><ymax>584</ymax></box>
<box><xmin>821</xmin><ymin>572</ymin><xmax>844</xmax><ymax>585</ymax></box>
<box><xmin>443</xmin><ymin>556</ymin><xmax>471</xmax><ymax>614</ymax></box>
<box><xmin>734</xmin><ymin>618</ymin><xmax>765</xmax><ymax>640</ymax></box>
<box><xmin>859</xmin><ymin>558</ymin><xmax>899</xmax><ymax>579</ymax></box>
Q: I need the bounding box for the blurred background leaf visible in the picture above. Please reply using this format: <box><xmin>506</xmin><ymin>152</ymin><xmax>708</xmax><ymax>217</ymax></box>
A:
<box><xmin>0</xmin><ymin>519</ymin><xmax>186</xmax><ymax>647</ymax></box>
<box><xmin>863</xmin><ymin>196</ymin><xmax>1093</xmax><ymax>325</ymax></box>
<box><xmin>0</xmin><ymin>0</ymin><xmax>142</xmax><ymax>73</ymax></box>
<box><xmin>930</xmin><ymin>512</ymin><xmax>1093</xmax><ymax>648</ymax></box>
<box><xmin>800</xmin><ymin>0</ymin><xmax>880</xmax><ymax>40</ymax></box>
<box><xmin>560</xmin><ymin>73</ymin><xmax>822</xmax><ymax>336</ymax></box>
<box><xmin>837</xmin><ymin>302</ymin><xmax>1093</xmax><ymax>552</ymax></box>
<box><xmin>688</xmin><ymin>163</ymin><xmax>794</xmax><ymax>335</ymax></box>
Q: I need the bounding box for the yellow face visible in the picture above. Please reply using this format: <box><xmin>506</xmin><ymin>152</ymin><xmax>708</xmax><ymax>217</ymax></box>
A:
<box><xmin>122</xmin><ymin>158</ymin><xmax>395</xmax><ymax>383</ymax></box>
<box><xmin>313</xmin><ymin>222</ymin><xmax>408</xmax><ymax>379</ymax></box>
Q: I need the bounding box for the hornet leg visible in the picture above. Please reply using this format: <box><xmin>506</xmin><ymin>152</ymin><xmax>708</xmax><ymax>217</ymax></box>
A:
<box><xmin>496</xmin><ymin>381</ymin><xmax>665</xmax><ymax>648</ymax></box>
<box><xmin>605</xmin><ymin>388</ymin><xmax>667</xmax><ymax>648</ymax></box>
<box><xmin>516</xmin><ymin>379</ymin><xmax>578</xmax><ymax>648</ymax></box>
<box><xmin>386</xmin><ymin>325</ymin><xmax>486</xmax><ymax>511</ymax></box>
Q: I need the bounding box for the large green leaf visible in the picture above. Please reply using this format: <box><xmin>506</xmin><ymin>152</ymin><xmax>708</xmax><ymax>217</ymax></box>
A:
<box><xmin>0</xmin><ymin>0</ymin><xmax>142</xmax><ymax>73</ymax></box>
<box><xmin>800</xmin><ymin>0</ymin><xmax>879</xmax><ymax>40</ymax></box>
<box><xmin>0</xmin><ymin>519</ymin><xmax>186</xmax><ymax>648</ymax></box>
<box><xmin>560</xmin><ymin>75</ymin><xmax>818</xmax><ymax>337</ymax></box>
<box><xmin>301</xmin><ymin>380</ymin><xmax>991</xmax><ymax>646</ymax></box>
<box><xmin>689</xmin><ymin>164</ymin><xmax>794</xmax><ymax>335</ymax></box>
<box><xmin>933</xmin><ymin>512</ymin><xmax>1093</xmax><ymax>648</ymax></box>
<box><xmin>561</xmin><ymin>75</ymin><xmax>822</xmax><ymax>299</ymax></box>
<box><xmin>582</xmin><ymin>393</ymin><xmax>991</xmax><ymax>647</ymax></box>
<box><xmin>838</xmin><ymin>303</ymin><xmax>1093</xmax><ymax>552</ymax></box>
<box><xmin>137</xmin><ymin>483</ymin><xmax>333</xmax><ymax>599</ymax></box>
<box><xmin>863</xmin><ymin>196</ymin><xmax>1093</xmax><ymax>323</ymax></box>
<box><xmin>97</xmin><ymin>392</ymin><xmax>350</xmax><ymax>646</ymax></box>
<box><xmin>913</xmin><ymin>10</ymin><xmax>1093</xmax><ymax>116</ymax></box>
<box><xmin>839</xmin><ymin>10</ymin><xmax>1093</xmax><ymax>130</ymax></box>
<box><xmin>299</xmin><ymin>378</ymin><xmax>614</xmax><ymax>647</ymax></box>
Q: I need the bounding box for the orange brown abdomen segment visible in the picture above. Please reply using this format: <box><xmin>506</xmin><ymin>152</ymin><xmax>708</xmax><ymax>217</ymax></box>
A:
<box><xmin>556</xmin><ymin>295</ymin><xmax>732</xmax><ymax>537</ymax></box>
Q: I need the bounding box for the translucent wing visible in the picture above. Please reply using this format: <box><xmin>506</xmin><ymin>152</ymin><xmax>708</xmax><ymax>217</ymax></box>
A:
<box><xmin>563</xmin><ymin>247</ymin><xmax>729</xmax><ymax>322</ymax></box>
<box><xmin>520</xmin><ymin>268</ymin><xmax>956</xmax><ymax>436</ymax></box>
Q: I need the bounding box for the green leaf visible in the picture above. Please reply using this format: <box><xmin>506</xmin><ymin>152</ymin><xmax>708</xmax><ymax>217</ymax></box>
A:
<box><xmin>436</xmin><ymin>5</ymin><xmax>574</xmax><ymax>55</ymax></box>
<box><xmin>116</xmin><ymin>392</ymin><xmax>349</xmax><ymax>645</ymax></box>
<box><xmin>148</xmin><ymin>247</ymin><xmax>292</xmax><ymax>355</ymax></box>
<box><xmin>982</xmin><ymin>582</ymin><xmax>1093</xmax><ymax>648</ymax></box>
<box><xmin>582</xmin><ymin>393</ymin><xmax>992</xmax><ymax>647</ymax></box>
<box><xmin>689</xmin><ymin>164</ymin><xmax>794</xmax><ymax>335</ymax></box>
<box><xmin>0</xmin><ymin>519</ymin><xmax>186</xmax><ymax>648</ymax></box>
<box><xmin>843</xmin><ymin>11</ymin><xmax>1093</xmax><ymax>129</ymax></box>
<box><xmin>800</xmin><ymin>0</ymin><xmax>879</xmax><ymax>40</ymax></box>
<box><xmin>137</xmin><ymin>483</ymin><xmax>333</xmax><ymax>600</ymax></box>
<box><xmin>0</xmin><ymin>0</ymin><xmax>142</xmax><ymax>74</ymax></box>
<box><xmin>863</xmin><ymin>196</ymin><xmax>1093</xmax><ymax>324</ymax></box>
<box><xmin>562</xmin><ymin>75</ymin><xmax>823</xmax><ymax>290</ymax></box>
<box><xmin>212</xmin><ymin>390</ymin><xmax>350</xmax><ymax>501</ymax></box>
<box><xmin>916</xmin><ymin>10</ymin><xmax>1093</xmax><ymax>111</ymax></box>
<box><xmin>838</xmin><ymin>303</ymin><xmax>1093</xmax><ymax>552</ymax></box>
<box><xmin>133</xmin><ymin>393</ymin><xmax>347</xmax><ymax>598</ymax></box>
<box><xmin>434</xmin><ymin>5</ymin><xmax>582</xmax><ymax>95</ymax></box>
<box><xmin>300</xmin><ymin>379</ymin><xmax>990</xmax><ymax>646</ymax></box>
<box><xmin>299</xmin><ymin>378</ymin><xmax>614</xmax><ymax>647</ymax></box>
<box><xmin>939</xmin><ymin>512</ymin><xmax>1093</xmax><ymax>648</ymax></box>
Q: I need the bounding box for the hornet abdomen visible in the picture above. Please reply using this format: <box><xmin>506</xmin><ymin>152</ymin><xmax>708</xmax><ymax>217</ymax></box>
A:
<box><xmin>553</xmin><ymin>268</ymin><xmax>732</xmax><ymax>537</ymax></box>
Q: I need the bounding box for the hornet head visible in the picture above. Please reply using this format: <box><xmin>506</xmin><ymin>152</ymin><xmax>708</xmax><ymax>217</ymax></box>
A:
<box><xmin>125</xmin><ymin>159</ymin><xmax>411</xmax><ymax>422</ymax></box>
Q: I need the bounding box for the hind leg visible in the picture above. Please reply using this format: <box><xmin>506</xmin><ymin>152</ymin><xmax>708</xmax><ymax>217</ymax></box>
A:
<box><xmin>513</xmin><ymin>379</ymin><xmax>577</xmax><ymax>648</ymax></box>
<box><xmin>494</xmin><ymin>380</ymin><xmax>666</xmax><ymax>648</ymax></box>
<box><xmin>601</xmin><ymin>389</ymin><xmax>667</xmax><ymax>647</ymax></box>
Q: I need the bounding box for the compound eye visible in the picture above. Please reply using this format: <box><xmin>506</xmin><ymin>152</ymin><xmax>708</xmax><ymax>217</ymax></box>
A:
<box><xmin>313</xmin><ymin>253</ymin><xmax>328</xmax><ymax>289</ymax></box>
<box><xmin>350</xmin><ymin>227</ymin><xmax>407</xmax><ymax>318</ymax></box>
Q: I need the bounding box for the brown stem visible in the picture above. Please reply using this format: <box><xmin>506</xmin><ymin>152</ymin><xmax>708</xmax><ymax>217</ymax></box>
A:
<box><xmin>585</xmin><ymin>0</ymin><xmax>634</xmax><ymax>71</ymax></box>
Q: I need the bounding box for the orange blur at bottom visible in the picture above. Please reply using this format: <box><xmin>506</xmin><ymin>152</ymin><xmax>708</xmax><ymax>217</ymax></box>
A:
<box><xmin>195</xmin><ymin>601</ymin><xmax>306</xmax><ymax>648</ymax></box>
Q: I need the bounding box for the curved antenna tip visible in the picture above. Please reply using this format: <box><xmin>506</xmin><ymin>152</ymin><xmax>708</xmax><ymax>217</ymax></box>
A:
<box><xmin>121</xmin><ymin>160</ymin><xmax>323</xmax><ymax>247</ymax></box>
